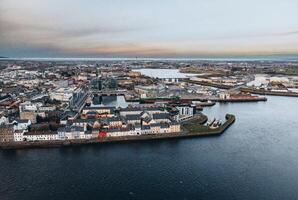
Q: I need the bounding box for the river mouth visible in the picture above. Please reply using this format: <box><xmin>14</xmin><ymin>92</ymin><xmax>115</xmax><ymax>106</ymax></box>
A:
<box><xmin>1</xmin><ymin>95</ymin><xmax>298</xmax><ymax>200</ymax></box>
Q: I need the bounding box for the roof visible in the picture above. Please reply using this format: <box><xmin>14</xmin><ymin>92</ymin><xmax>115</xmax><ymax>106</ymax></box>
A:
<box><xmin>61</xmin><ymin>111</ymin><xmax>78</xmax><ymax>119</ymax></box>
<box><xmin>150</xmin><ymin>123</ymin><xmax>162</xmax><ymax>127</ymax></box>
<box><xmin>108</xmin><ymin>127</ymin><xmax>132</xmax><ymax>133</ymax></box>
<box><xmin>24</xmin><ymin>131</ymin><xmax>57</xmax><ymax>136</ymax></box>
<box><xmin>57</xmin><ymin>126</ymin><xmax>85</xmax><ymax>133</ymax></box>
<box><xmin>15</xmin><ymin>119</ymin><xmax>30</xmax><ymax>124</ymax></box>
<box><xmin>134</xmin><ymin>123</ymin><xmax>141</xmax><ymax>129</ymax></box>
<box><xmin>120</xmin><ymin>107</ymin><xmax>164</xmax><ymax>112</ymax></box>
<box><xmin>152</xmin><ymin>113</ymin><xmax>170</xmax><ymax>119</ymax></box>
<box><xmin>142</xmin><ymin>116</ymin><xmax>152</xmax><ymax>123</ymax></box>
<box><xmin>141</xmin><ymin>125</ymin><xmax>151</xmax><ymax>130</ymax></box>
<box><xmin>170</xmin><ymin>121</ymin><xmax>179</xmax><ymax>125</ymax></box>
<box><xmin>69</xmin><ymin>118</ymin><xmax>97</xmax><ymax>124</ymax></box>
<box><xmin>83</xmin><ymin>106</ymin><xmax>114</xmax><ymax>111</ymax></box>
<box><xmin>0</xmin><ymin>124</ymin><xmax>13</xmax><ymax>129</ymax></box>
<box><xmin>126</xmin><ymin>114</ymin><xmax>140</xmax><ymax>121</ymax></box>
<box><xmin>160</xmin><ymin>124</ymin><xmax>170</xmax><ymax>129</ymax></box>
<box><xmin>86</xmin><ymin>111</ymin><xmax>98</xmax><ymax>115</ymax></box>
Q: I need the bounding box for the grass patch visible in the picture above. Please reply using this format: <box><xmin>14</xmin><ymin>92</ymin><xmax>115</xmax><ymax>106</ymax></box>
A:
<box><xmin>183</xmin><ymin>114</ymin><xmax>235</xmax><ymax>134</ymax></box>
<box><xmin>183</xmin><ymin>123</ymin><xmax>211</xmax><ymax>133</ymax></box>
<box><xmin>182</xmin><ymin>117</ymin><xmax>211</xmax><ymax>133</ymax></box>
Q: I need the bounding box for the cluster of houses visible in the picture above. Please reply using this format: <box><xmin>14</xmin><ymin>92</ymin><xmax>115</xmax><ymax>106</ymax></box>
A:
<box><xmin>0</xmin><ymin>119</ymin><xmax>32</xmax><ymax>142</ymax></box>
<box><xmin>0</xmin><ymin>105</ymin><xmax>182</xmax><ymax>143</ymax></box>
<box><xmin>105</xmin><ymin>106</ymin><xmax>180</xmax><ymax>137</ymax></box>
<box><xmin>19</xmin><ymin>101</ymin><xmax>57</xmax><ymax>124</ymax></box>
<box><xmin>66</xmin><ymin>106</ymin><xmax>181</xmax><ymax>138</ymax></box>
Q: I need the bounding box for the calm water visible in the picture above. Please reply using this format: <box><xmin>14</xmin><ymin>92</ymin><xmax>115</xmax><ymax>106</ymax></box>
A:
<box><xmin>133</xmin><ymin>68</ymin><xmax>195</xmax><ymax>79</ymax></box>
<box><xmin>1</xmin><ymin>96</ymin><xmax>298</xmax><ymax>200</ymax></box>
<box><xmin>92</xmin><ymin>96</ymin><xmax>128</xmax><ymax>108</ymax></box>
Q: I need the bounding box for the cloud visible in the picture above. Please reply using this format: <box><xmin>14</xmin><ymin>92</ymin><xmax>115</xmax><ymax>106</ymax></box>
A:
<box><xmin>0</xmin><ymin>16</ymin><xmax>149</xmax><ymax>57</ymax></box>
<box><xmin>0</xmin><ymin>18</ymin><xmax>142</xmax><ymax>41</ymax></box>
<box><xmin>1</xmin><ymin>0</ymin><xmax>298</xmax><ymax>57</ymax></box>
<box><xmin>65</xmin><ymin>44</ymin><xmax>178</xmax><ymax>57</ymax></box>
<box><xmin>193</xmin><ymin>30</ymin><xmax>298</xmax><ymax>41</ymax></box>
<box><xmin>274</xmin><ymin>30</ymin><xmax>298</xmax><ymax>36</ymax></box>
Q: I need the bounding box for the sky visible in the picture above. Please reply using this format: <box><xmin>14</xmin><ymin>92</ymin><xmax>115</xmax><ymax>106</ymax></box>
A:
<box><xmin>0</xmin><ymin>0</ymin><xmax>298</xmax><ymax>58</ymax></box>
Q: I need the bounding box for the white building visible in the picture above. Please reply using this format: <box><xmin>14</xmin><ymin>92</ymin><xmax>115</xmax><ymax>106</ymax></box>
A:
<box><xmin>176</xmin><ymin>105</ymin><xmax>195</xmax><ymax>116</ymax></box>
<box><xmin>12</xmin><ymin>119</ymin><xmax>31</xmax><ymax>131</ymax></box>
<box><xmin>23</xmin><ymin>132</ymin><xmax>59</xmax><ymax>141</ymax></box>
<box><xmin>57</xmin><ymin>126</ymin><xmax>92</xmax><ymax>140</ymax></box>
<box><xmin>50</xmin><ymin>87</ymin><xmax>83</xmax><ymax>102</ymax></box>
<box><xmin>175</xmin><ymin>105</ymin><xmax>196</xmax><ymax>122</ymax></box>
<box><xmin>119</xmin><ymin>107</ymin><xmax>166</xmax><ymax>116</ymax></box>
<box><xmin>0</xmin><ymin>115</ymin><xmax>9</xmax><ymax>125</ymax></box>
<box><xmin>219</xmin><ymin>92</ymin><xmax>231</xmax><ymax>100</ymax></box>
<box><xmin>19</xmin><ymin>101</ymin><xmax>43</xmax><ymax>112</ymax></box>
<box><xmin>13</xmin><ymin>130</ymin><xmax>25</xmax><ymax>142</ymax></box>
<box><xmin>107</xmin><ymin>122</ymin><xmax>181</xmax><ymax>137</ymax></box>
<box><xmin>50</xmin><ymin>87</ymin><xmax>75</xmax><ymax>102</ymax></box>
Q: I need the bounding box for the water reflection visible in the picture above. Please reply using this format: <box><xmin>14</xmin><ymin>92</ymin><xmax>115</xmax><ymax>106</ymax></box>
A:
<box><xmin>92</xmin><ymin>95</ymin><xmax>128</xmax><ymax>108</ymax></box>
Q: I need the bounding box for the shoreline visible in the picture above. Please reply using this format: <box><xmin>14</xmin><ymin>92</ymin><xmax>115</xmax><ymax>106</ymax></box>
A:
<box><xmin>186</xmin><ymin>80</ymin><xmax>233</xmax><ymax>89</ymax></box>
<box><xmin>215</xmin><ymin>97</ymin><xmax>267</xmax><ymax>102</ymax></box>
<box><xmin>0</xmin><ymin>115</ymin><xmax>235</xmax><ymax>150</ymax></box>
<box><xmin>240</xmin><ymin>88</ymin><xmax>298</xmax><ymax>97</ymax></box>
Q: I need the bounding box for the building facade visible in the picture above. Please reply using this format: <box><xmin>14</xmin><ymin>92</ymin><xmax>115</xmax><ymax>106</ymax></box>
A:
<box><xmin>0</xmin><ymin>126</ymin><xmax>14</xmax><ymax>142</ymax></box>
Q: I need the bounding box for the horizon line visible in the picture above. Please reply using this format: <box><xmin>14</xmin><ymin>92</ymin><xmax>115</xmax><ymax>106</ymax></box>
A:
<box><xmin>1</xmin><ymin>54</ymin><xmax>298</xmax><ymax>62</ymax></box>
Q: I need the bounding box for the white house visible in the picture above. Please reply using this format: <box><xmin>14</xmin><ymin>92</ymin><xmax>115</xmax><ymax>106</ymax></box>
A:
<box><xmin>176</xmin><ymin>105</ymin><xmax>195</xmax><ymax>116</ymax></box>
<box><xmin>19</xmin><ymin>101</ymin><xmax>42</xmax><ymax>112</ymax></box>
<box><xmin>23</xmin><ymin>132</ymin><xmax>59</xmax><ymax>141</ymax></box>
<box><xmin>12</xmin><ymin>119</ymin><xmax>31</xmax><ymax>131</ymax></box>
<box><xmin>13</xmin><ymin>130</ymin><xmax>25</xmax><ymax>142</ymax></box>
<box><xmin>57</xmin><ymin>126</ymin><xmax>90</xmax><ymax>140</ymax></box>
<box><xmin>0</xmin><ymin>115</ymin><xmax>9</xmax><ymax>125</ymax></box>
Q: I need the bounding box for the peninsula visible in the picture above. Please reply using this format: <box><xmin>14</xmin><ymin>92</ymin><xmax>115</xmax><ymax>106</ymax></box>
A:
<box><xmin>1</xmin><ymin>58</ymin><xmax>297</xmax><ymax>149</ymax></box>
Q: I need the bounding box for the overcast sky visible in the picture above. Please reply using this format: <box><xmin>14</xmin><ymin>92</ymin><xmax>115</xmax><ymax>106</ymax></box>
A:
<box><xmin>0</xmin><ymin>0</ymin><xmax>298</xmax><ymax>58</ymax></box>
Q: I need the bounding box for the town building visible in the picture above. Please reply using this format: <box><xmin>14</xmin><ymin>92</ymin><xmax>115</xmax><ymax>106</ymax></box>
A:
<box><xmin>57</xmin><ymin>126</ymin><xmax>92</xmax><ymax>140</ymax></box>
<box><xmin>14</xmin><ymin>130</ymin><xmax>25</xmax><ymax>142</ymax></box>
<box><xmin>0</xmin><ymin>115</ymin><xmax>9</xmax><ymax>125</ymax></box>
<box><xmin>175</xmin><ymin>104</ymin><xmax>196</xmax><ymax>121</ymax></box>
<box><xmin>23</xmin><ymin>131</ymin><xmax>58</xmax><ymax>141</ymax></box>
<box><xmin>81</xmin><ymin>106</ymin><xmax>115</xmax><ymax>118</ymax></box>
<box><xmin>12</xmin><ymin>119</ymin><xmax>31</xmax><ymax>131</ymax></box>
<box><xmin>135</xmin><ymin>84</ymin><xmax>166</xmax><ymax>98</ymax></box>
<box><xmin>0</xmin><ymin>125</ymin><xmax>14</xmax><ymax>142</ymax></box>
<box><xmin>90</xmin><ymin>76</ymin><xmax>118</xmax><ymax>91</ymax></box>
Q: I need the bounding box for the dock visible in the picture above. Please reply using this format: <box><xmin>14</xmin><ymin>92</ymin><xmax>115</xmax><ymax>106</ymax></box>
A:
<box><xmin>240</xmin><ymin>88</ymin><xmax>298</xmax><ymax>97</ymax></box>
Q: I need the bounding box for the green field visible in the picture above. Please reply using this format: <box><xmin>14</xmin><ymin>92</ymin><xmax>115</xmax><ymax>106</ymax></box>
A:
<box><xmin>182</xmin><ymin>114</ymin><xmax>235</xmax><ymax>134</ymax></box>
<box><xmin>183</xmin><ymin>123</ymin><xmax>212</xmax><ymax>133</ymax></box>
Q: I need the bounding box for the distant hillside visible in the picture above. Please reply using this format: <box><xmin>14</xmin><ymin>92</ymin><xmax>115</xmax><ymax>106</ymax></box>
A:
<box><xmin>0</xmin><ymin>56</ymin><xmax>8</xmax><ymax>58</ymax></box>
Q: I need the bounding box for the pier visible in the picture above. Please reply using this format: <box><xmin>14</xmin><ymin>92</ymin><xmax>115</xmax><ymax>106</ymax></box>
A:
<box><xmin>240</xmin><ymin>88</ymin><xmax>298</xmax><ymax>97</ymax></box>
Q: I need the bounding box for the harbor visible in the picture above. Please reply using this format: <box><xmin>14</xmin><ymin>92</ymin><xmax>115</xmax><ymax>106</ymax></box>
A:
<box><xmin>1</xmin><ymin>64</ymin><xmax>297</xmax><ymax>150</ymax></box>
<box><xmin>1</xmin><ymin>0</ymin><xmax>298</xmax><ymax>199</ymax></box>
<box><xmin>1</xmin><ymin>95</ymin><xmax>298</xmax><ymax>200</ymax></box>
